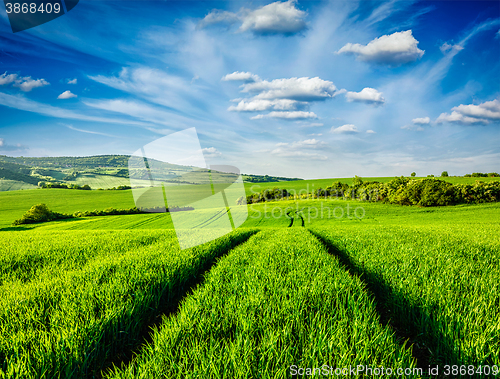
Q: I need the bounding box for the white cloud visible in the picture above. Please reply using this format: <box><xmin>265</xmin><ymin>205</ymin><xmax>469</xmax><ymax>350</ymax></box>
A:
<box><xmin>57</xmin><ymin>90</ymin><xmax>77</xmax><ymax>99</ymax></box>
<box><xmin>241</xmin><ymin>77</ymin><xmax>339</xmax><ymax>101</ymax></box>
<box><xmin>67</xmin><ymin>78</ymin><xmax>78</xmax><ymax>84</ymax></box>
<box><xmin>439</xmin><ymin>42</ymin><xmax>464</xmax><ymax>54</ymax></box>
<box><xmin>199</xmin><ymin>10</ymin><xmax>240</xmax><ymax>28</ymax></box>
<box><xmin>452</xmin><ymin>99</ymin><xmax>500</xmax><ymax>120</ymax></box>
<box><xmin>331</xmin><ymin>124</ymin><xmax>359</xmax><ymax>133</ymax></box>
<box><xmin>436</xmin><ymin>111</ymin><xmax>488</xmax><ymax>125</ymax></box>
<box><xmin>202</xmin><ymin>147</ymin><xmax>222</xmax><ymax>158</ymax></box>
<box><xmin>13</xmin><ymin>77</ymin><xmax>50</xmax><ymax>92</ymax></box>
<box><xmin>436</xmin><ymin>99</ymin><xmax>500</xmax><ymax>125</ymax></box>
<box><xmin>0</xmin><ymin>138</ymin><xmax>3</xmax><ymax>146</ymax></box>
<box><xmin>222</xmin><ymin>71</ymin><xmax>261</xmax><ymax>82</ymax></box>
<box><xmin>0</xmin><ymin>72</ymin><xmax>18</xmax><ymax>86</ymax></box>
<box><xmin>345</xmin><ymin>87</ymin><xmax>385</xmax><ymax>104</ymax></box>
<box><xmin>412</xmin><ymin>116</ymin><xmax>430</xmax><ymax>125</ymax></box>
<box><xmin>225</xmin><ymin>72</ymin><xmax>338</xmax><ymax>120</ymax></box>
<box><xmin>199</xmin><ymin>0</ymin><xmax>307</xmax><ymax>35</ymax></box>
<box><xmin>251</xmin><ymin>111</ymin><xmax>317</xmax><ymax>120</ymax></box>
<box><xmin>239</xmin><ymin>0</ymin><xmax>307</xmax><ymax>35</ymax></box>
<box><xmin>228</xmin><ymin>98</ymin><xmax>306</xmax><ymax>112</ymax></box>
<box><xmin>496</xmin><ymin>29</ymin><xmax>500</xmax><ymax>39</ymax></box>
<box><xmin>337</xmin><ymin>30</ymin><xmax>424</xmax><ymax>65</ymax></box>
<box><xmin>366</xmin><ymin>130</ymin><xmax>376</xmax><ymax>134</ymax></box>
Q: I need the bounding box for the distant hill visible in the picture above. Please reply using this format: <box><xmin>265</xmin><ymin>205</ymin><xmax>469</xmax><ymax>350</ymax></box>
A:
<box><xmin>0</xmin><ymin>155</ymin><xmax>303</xmax><ymax>191</ymax></box>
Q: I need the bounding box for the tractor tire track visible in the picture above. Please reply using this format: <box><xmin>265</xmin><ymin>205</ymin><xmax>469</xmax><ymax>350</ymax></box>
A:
<box><xmin>308</xmin><ymin>229</ymin><xmax>435</xmax><ymax>372</ymax></box>
<box><xmin>96</xmin><ymin>230</ymin><xmax>259</xmax><ymax>379</ymax></box>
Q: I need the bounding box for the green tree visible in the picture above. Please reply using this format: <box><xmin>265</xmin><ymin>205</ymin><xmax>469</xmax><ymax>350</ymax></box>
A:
<box><xmin>411</xmin><ymin>172</ymin><xmax>416</xmax><ymax>177</ymax></box>
<box><xmin>441</xmin><ymin>171</ymin><xmax>449</xmax><ymax>177</ymax></box>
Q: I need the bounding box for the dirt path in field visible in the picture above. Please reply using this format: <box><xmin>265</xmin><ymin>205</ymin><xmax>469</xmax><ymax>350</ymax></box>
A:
<box><xmin>308</xmin><ymin>230</ymin><xmax>435</xmax><ymax>371</ymax></box>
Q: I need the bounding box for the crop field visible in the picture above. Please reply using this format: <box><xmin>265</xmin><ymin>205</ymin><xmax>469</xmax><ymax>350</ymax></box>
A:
<box><xmin>0</xmin><ymin>180</ymin><xmax>37</xmax><ymax>192</ymax></box>
<box><xmin>0</xmin><ymin>184</ymin><xmax>499</xmax><ymax>378</ymax></box>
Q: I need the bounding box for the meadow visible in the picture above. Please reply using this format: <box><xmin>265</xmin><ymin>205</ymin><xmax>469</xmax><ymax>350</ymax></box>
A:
<box><xmin>0</xmin><ymin>178</ymin><xmax>499</xmax><ymax>378</ymax></box>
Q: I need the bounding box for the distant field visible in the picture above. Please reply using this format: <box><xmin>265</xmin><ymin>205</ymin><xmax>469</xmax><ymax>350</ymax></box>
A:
<box><xmin>0</xmin><ymin>179</ymin><xmax>37</xmax><ymax>191</ymax></box>
<box><xmin>2</xmin><ymin>175</ymin><xmax>500</xmax><ymax>228</ymax></box>
<box><xmin>68</xmin><ymin>173</ymin><xmax>151</xmax><ymax>189</ymax></box>
<box><xmin>0</xmin><ymin>189</ymin><xmax>135</xmax><ymax>228</ymax></box>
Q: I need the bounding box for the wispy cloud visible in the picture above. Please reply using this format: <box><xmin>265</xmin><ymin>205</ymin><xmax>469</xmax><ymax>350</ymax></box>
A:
<box><xmin>0</xmin><ymin>92</ymin><xmax>151</xmax><ymax>127</ymax></box>
<box><xmin>64</xmin><ymin>124</ymin><xmax>120</xmax><ymax>138</ymax></box>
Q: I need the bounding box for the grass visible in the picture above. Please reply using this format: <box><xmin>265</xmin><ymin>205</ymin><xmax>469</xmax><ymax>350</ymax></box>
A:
<box><xmin>0</xmin><ymin>228</ymin><xmax>256</xmax><ymax>378</ymax></box>
<box><xmin>1</xmin><ymin>184</ymin><xmax>499</xmax><ymax>378</ymax></box>
<box><xmin>106</xmin><ymin>229</ymin><xmax>417</xmax><ymax>379</ymax></box>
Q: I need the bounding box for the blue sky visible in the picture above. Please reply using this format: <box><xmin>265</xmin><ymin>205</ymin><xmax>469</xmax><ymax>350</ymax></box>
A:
<box><xmin>0</xmin><ymin>0</ymin><xmax>499</xmax><ymax>178</ymax></box>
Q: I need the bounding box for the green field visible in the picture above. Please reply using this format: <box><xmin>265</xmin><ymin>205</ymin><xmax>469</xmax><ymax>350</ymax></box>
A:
<box><xmin>1</xmin><ymin>180</ymin><xmax>499</xmax><ymax>378</ymax></box>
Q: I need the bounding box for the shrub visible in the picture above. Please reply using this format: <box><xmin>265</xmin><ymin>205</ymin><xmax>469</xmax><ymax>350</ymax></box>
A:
<box><xmin>13</xmin><ymin>204</ymin><xmax>70</xmax><ymax>225</ymax></box>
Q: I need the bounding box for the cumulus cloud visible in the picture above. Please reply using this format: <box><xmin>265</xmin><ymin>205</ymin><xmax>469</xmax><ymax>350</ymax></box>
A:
<box><xmin>222</xmin><ymin>71</ymin><xmax>261</xmax><ymax>82</ymax></box>
<box><xmin>13</xmin><ymin>77</ymin><xmax>49</xmax><ymax>92</ymax></box>
<box><xmin>228</xmin><ymin>98</ymin><xmax>306</xmax><ymax>112</ymax></box>
<box><xmin>453</xmin><ymin>99</ymin><xmax>500</xmax><ymax>120</ymax></box>
<box><xmin>239</xmin><ymin>0</ymin><xmax>307</xmax><ymax>35</ymax></box>
<box><xmin>202</xmin><ymin>147</ymin><xmax>222</xmax><ymax>158</ymax></box>
<box><xmin>345</xmin><ymin>87</ymin><xmax>385</xmax><ymax>104</ymax></box>
<box><xmin>1</xmin><ymin>72</ymin><xmax>49</xmax><ymax>91</ymax></box>
<box><xmin>57</xmin><ymin>90</ymin><xmax>77</xmax><ymax>99</ymax></box>
<box><xmin>436</xmin><ymin>112</ymin><xmax>487</xmax><ymax>125</ymax></box>
<box><xmin>439</xmin><ymin>42</ymin><xmax>464</xmax><ymax>54</ymax></box>
<box><xmin>224</xmin><ymin>72</ymin><xmax>339</xmax><ymax>120</ymax></box>
<box><xmin>436</xmin><ymin>99</ymin><xmax>500</xmax><ymax>125</ymax></box>
<box><xmin>337</xmin><ymin>30</ymin><xmax>424</xmax><ymax>65</ymax></box>
<box><xmin>200</xmin><ymin>1</ymin><xmax>307</xmax><ymax>35</ymax></box>
<box><xmin>251</xmin><ymin>111</ymin><xmax>317</xmax><ymax>120</ymax></box>
<box><xmin>241</xmin><ymin>77</ymin><xmax>339</xmax><ymax>101</ymax></box>
<box><xmin>67</xmin><ymin>78</ymin><xmax>78</xmax><ymax>84</ymax></box>
<box><xmin>0</xmin><ymin>72</ymin><xmax>18</xmax><ymax>86</ymax></box>
<box><xmin>331</xmin><ymin>124</ymin><xmax>359</xmax><ymax>134</ymax></box>
<box><xmin>412</xmin><ymin>117</ymin><xmax>430</xmax><ymax>125</ymax></box>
